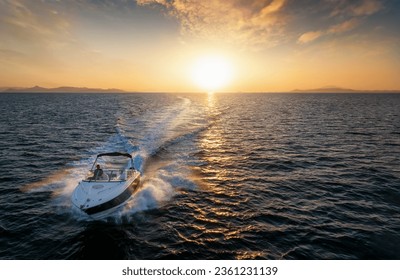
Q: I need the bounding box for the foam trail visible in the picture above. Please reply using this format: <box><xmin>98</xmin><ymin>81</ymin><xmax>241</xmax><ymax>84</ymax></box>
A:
<box><xmin>116</xmin><ymin>97</ymin><xmax>195</xmax><ymax>171</ymax></box>
<box><xmin>114</xmin><ymin>96</ymin><xmax>205</xmax><ymax>218</ymax></box>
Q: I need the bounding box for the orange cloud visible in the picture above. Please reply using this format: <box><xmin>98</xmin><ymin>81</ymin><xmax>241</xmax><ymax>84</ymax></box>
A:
<box><xmin>297</xmin><ymin>31</ymin><xmax>324</xmax><ymax>44</ymax></box>
<box><xmin>297</xmin><ymin>18</ymin><xmax>361</xmax><ymax>44</ymax></box>
<box><xmin>139</xmin><ymin>0</ymin><xmax>385</xmax><ymax>48</ymax></box>
<box><xmin>328</xmin><ymin>18</ymin><xmax>361</xmax><ymax>34</ymax></box>
<box><xmin>137</xmin><ymin>0</ymin><xmax>289</xmax><ymax>47</ymax></box>
<box><xmin>297</xmin><ymin>0</ymin><xmax>383</xmax><ymax>45</ymax></box>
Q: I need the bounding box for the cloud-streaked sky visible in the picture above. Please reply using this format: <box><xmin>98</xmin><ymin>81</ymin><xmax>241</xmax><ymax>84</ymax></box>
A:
<box><xmin>1</xmin><ymin>0</ymin><xmax>399</xmax><ymax>92</ymax></box>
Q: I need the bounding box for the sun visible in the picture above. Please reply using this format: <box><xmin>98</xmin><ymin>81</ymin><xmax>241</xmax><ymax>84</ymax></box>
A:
<box><xmin>191</xmin><ymin>55</ymin><xmax>233</xmax><ymax>92</ymax></box>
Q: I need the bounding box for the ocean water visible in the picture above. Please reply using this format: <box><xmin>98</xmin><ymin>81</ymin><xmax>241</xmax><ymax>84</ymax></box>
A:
<box><xmin>0</xmin><ymin>92</ymin><xmax>399</xmax><ymax>260</ymax></box>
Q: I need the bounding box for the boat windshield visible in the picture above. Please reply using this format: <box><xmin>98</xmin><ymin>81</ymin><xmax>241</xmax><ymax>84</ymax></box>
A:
<box><xmin>86</xmin><ymin>169</ymin><xmax>120</xmax><ymax>181</ymax></box>
<box><xmin>85</xmin><ymin>153</ymin><xmax>136</xmax><ymax>182</ymax></box>
<box><xmin>85</xmin><ymin>169</ymin><xmax>128</xmax><ymax>182</ymax></box>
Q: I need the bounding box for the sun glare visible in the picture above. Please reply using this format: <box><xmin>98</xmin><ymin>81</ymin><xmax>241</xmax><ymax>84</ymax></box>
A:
<box><xmin>192</xmin><ymin>55</ymin><xmax>233</xmax><ymax>92</ymax></box>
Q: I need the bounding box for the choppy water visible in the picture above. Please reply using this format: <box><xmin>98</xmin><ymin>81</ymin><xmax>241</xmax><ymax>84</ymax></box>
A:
<box><xmin>0</xmin><ymin>92</ymin><xmax>399</xmax><ymax>259</ymax></box>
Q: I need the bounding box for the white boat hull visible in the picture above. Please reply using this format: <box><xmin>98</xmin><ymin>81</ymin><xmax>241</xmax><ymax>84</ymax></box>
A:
<box><xmin>72</xmin><ymin>170</ymin><xmax>140</xmax><ymax>217</ymax></box>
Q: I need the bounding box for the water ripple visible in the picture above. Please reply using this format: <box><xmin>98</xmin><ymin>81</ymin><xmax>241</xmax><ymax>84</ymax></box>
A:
<box><xmin>1</xmin><ymin>93</ymin><xmax>400</xmax><ymax>259</ymax></box>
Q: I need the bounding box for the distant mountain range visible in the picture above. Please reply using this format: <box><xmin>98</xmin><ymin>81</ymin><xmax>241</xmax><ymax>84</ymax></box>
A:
<box><xmin>0</xmin><ymin>86</ymin><xmax>125</xmax><ymax>93</ymax></box>
<box><xmin>292</xmin><ymin>86</ymin><xmax>399</xmax><ymax>93</ymax></box>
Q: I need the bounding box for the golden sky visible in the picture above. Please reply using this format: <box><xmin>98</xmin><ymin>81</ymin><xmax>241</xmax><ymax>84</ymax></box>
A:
<box><xmin>0</xmin><ymin>0</ymin><xmax>399</xmax><ymax>92</ymax></box>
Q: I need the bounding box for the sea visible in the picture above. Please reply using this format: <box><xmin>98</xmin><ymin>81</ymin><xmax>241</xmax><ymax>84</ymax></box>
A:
<box><xmin>0</xmin><ymin>92</ymin><xmax>399</xmax><ymax>260</ymax></box>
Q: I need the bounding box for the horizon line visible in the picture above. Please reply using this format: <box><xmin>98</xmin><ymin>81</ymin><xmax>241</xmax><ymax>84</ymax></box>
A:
<box><xmin>1</xmin><ymin>85</ymin><xmax>400</xmax><ymax>94</ymax></box>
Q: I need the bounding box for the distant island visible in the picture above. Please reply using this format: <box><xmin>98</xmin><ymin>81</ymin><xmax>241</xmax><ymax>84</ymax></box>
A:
<box><xmin>292</xmin><ymin>86</ymin><xmax>399</xmax><ymax>93</ymax></box>
<box><xmin>0</xmin><ymin>86</ymin><xmax>125</xmax><ymax>93</ymax></box>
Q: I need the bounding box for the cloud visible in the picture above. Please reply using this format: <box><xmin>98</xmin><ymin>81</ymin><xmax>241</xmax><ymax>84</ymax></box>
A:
<box><xmin>0</xmin><ymin>0</ymin><xmax>389</xmax><ymax>55</ymax></box>
<box><xmin>329</xmin><ymin>0</ymin><xmax>384</xmax><ymax>17</ymax></box>
<box><xmin>0</xmin><ymin>0</ymin><xmax>74</xmax><ymax>51</ymax></box>
<box><xmin>352</xmin><ymin>0</ymin><xmax>383</xmax><ymax>16</ymax></box>
<box><xmin>298</xmin><ymin>0</ymin><xmax>383</xmax><ymax>44</ymax></box>
<box><xmin>137</xmin><ymin>0</ymin><xmax>289</xmax><ymax>47</ymax></box>
<box><xmin>297</xmin><ymin>18</ymin><xmax>362</xmax><ymax>44</ymax></box>
<box><xmin>328</xmin><ymin>18</ymin><xmax>361</xmax><ymax>34</ymax></box>
<box><xmin>138</xmin><ymin>0</ymin><xmax>386</xmax><ymax>48</ymax></box>
<box><xmin>0</xmin><ymin>0</ymin><xmax>138</xmax><ymax>50</ymax></box>
<box><xmin>298</xmin><ymin>31</ymin><xmax>324</xmax><ymax>44</ymax></box>
<box><xmin>298</xmin><ymin>18</ymin><xmax>361</xmax><ymax>44</ymax></box>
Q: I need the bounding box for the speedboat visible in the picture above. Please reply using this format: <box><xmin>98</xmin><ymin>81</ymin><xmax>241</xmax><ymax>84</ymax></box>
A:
<box><xmin>71</xmin><ymin>152</ymin><xmax>140</xmax><ymax>218</ymax></box>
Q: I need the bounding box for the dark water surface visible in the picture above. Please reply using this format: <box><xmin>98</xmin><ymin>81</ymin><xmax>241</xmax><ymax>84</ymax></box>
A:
<box><xmin>0</xmin><ymin>92</ymin><xmax>399</xmax><ymax>259</ymax></box>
